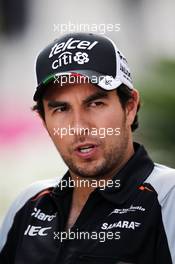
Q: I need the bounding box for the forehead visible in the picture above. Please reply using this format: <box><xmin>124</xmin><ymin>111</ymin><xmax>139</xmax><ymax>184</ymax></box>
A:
<box><xmin>43</xmin><ymin>82</ymin><xmax>109</xmax><ymax>101</ymax></box>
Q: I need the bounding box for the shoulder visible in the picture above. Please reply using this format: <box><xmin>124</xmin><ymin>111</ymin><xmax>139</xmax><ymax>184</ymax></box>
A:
<box><xmin>145</xmin><ymin>163</ymin><xmax>175</xmax><ymax>262</ymax></box>
<box><xmin>0</xmin><ymin>177</ymin><xmax>60</xmax><ymax>251</ymax></box>
<box><xmin>145</xmin><ymin>163</ymin><xmax>175</xmax><ymax>204</ymax></box>
<box><xmin>5</xmin><ymin>177</ymin><xmax>59</xmax><ymax>214</ymax></box>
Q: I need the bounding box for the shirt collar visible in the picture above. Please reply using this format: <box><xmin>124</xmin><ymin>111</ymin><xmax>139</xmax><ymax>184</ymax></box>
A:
<box><xmin>98</xmin><ymin>142</ymin><xmax>154</xmax><ymax>204</ymax></box>
<box><xmin>52</xmin><ymin>142</ymin><xmax>154</xmax><ymax>205</ymax></box>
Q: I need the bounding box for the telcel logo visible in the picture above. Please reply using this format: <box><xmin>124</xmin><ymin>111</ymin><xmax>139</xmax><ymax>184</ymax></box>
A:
<box><xmin>49</xmin><ymin>37</ymin><xmax>98</xmax><ymax>58</ymax></box>
<box><xmin>31</xmin><ymin>208</ymin><xmax>56</xmax><ymax>222</ymax></box>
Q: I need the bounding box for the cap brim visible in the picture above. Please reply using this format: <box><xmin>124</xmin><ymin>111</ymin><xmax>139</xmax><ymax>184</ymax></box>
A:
<box><xmin>33</xmin><ymin>70</ymin><xmax>123</xmax><ymax>101</ymax></box>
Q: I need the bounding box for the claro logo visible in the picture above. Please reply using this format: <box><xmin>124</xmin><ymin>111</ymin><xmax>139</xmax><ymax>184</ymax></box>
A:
<box><xmin>24</xmin><ymin>225</ymin><xmax>51</xmax><ymax>236</ymax></box>
<box><xmin>31</xmin><ymin>208</ymin><xmax>56</xmax><ymax>222</ymax></box>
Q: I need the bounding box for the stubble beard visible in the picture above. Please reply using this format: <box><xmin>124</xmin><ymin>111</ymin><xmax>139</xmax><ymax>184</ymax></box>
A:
<box><xmin>60</xmin><ymin>127</ymin><xmax>129</xmax><ymax>180</ymax></box>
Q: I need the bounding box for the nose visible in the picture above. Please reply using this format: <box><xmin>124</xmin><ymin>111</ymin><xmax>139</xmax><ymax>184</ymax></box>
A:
<box><xmin>70</xmin><ymin>109</ymin><xmax>91</xmax><ymax>136</ymax></box>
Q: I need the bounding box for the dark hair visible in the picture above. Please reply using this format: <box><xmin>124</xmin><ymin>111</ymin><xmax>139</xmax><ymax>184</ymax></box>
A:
<box><xmin>117</xmin><ymin>84</ymin><xmax>140</xmax><ymax>131</ymax></box>
<box><xmin>32</xmin><ymin>97</ymin><xmax>45</xmax><ymax>121</ymax></box>
<box><xmin>32</xmin><ymin>84</ymin><xmax>140</xmax><ymax>131</ymax></box>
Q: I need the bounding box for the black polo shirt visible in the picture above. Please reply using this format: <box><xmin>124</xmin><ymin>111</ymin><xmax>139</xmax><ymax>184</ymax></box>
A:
<box><xmin>0</xmin><ymin>143</ymin><xmax>173</xmax><ymax>263</ymax></box>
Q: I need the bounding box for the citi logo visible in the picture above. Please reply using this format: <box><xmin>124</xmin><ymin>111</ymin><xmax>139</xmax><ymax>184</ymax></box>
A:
<box><xmin>24</xmin><ymin>225</ymin><xmax>51</xmax><ymax>237</ymax></box>
<box><xmin>52</xmin><ymin>51</ymin><xmax>89</xmax><ymax>69</ymax></box>
<box><xmin>31</xmin><ymin>208</ymin><xmax>56</xmax><ymax>222</ymax></box>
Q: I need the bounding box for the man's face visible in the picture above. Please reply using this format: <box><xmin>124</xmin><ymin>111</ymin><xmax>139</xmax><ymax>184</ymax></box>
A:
<box><xmin>43</xmin><ymin>82</ymin><xmax>137</xmax><ymax>179</ymax></box>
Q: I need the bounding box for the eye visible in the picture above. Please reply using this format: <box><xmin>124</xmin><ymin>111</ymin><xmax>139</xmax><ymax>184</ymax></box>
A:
<box><xmin>89</xmin><ymin>101</ymin><xmax>105</xmax><ymax>107</ymax></box>
<box><xmin>53</xmin><ymin>105</ymin><xmax>68</xmax><ymax>113</ymax></box>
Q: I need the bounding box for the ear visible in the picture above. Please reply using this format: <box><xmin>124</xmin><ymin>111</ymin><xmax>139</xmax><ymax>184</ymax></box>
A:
<box><xmin>125</xmin><ymin>89</ymin><xmax>140</xmax><ymax>127</ymax></box>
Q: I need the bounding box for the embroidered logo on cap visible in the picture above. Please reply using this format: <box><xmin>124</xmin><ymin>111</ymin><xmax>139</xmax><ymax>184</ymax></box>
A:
<box><xmin>49</xmin><ymin>37</ymin><xmax>98</xmax><ymax>69</ymax></box>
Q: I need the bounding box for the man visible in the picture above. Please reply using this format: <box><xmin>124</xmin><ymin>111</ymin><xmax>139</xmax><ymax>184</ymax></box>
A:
<box><xmin>0</xmin><ymin>32</ymin><xmax>175</xmax><ymax>264</ymax></box>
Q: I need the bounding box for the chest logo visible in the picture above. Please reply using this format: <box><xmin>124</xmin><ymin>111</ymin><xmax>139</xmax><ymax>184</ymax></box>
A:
<box><xmin>31</xmin><ymin>208</ymin><xmax>56</xmax><ymax>222</ymax></box>
<box><xmin>24</xmin><ymin>225</ymin><xmax>51</xmax><ymax>236</ymax></box>
<box><xmin>101</xmin><ymin>221</ymin><xmax>141</xmax><ymax>230</ymax></box>
<box><xmin>108</xmin><ymin>205</ymin><xmax>145</xmax><ymax>216</ymax></box>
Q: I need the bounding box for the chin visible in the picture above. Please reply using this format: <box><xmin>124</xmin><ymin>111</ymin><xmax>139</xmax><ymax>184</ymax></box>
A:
<box><xmin>72</xmin><ymin>165</ymin><xmax>107</xmax><ymax>179</ymax></box>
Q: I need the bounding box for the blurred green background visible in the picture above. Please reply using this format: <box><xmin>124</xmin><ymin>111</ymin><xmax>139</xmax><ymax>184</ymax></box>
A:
<box><xmin>135</xmin><ymin>60</ymin><xmax>175</xmax><ymax>167</ymax></box>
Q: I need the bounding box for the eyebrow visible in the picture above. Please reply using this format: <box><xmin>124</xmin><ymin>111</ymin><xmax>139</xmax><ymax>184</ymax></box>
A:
<box><xmin>47</xmin><ymin>90</ymin><xmax>109</xmax><ymax>108</ymax></box>
<box><xmin>82</xmin><ymin>90</ymin><xmax>109</xmax><ymax>105</ymax></box>
<box><xmin>47</xmin><ymin>101</ymin><xmax>68</xmax><ymax>108</ymax></box>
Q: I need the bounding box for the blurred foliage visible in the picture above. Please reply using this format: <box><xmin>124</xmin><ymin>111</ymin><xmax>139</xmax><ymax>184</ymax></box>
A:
<box><xmin>134</xmin><ymin>60</ymin><xmax>175</xmax><ymax>167</ymax></box>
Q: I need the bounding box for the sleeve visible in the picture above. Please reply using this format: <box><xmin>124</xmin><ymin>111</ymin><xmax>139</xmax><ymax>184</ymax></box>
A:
<box><xmin>155</xmin><ymin>210</ymin><xmax>173</xmax><ymax>264</ymax></box>
<box><xmin>0</xmin><ymin>201</ymin><xmax>25</xmax><ymax>264</ymax></box>
<box><xmin>159</xmin><ymin>184</ymin><xmax>175</xmax><ymax>263</ymax></box>
<box><xmin>146</xmin><ymin>166</ymin><xmax>175</xmax><ymax>263</ymax></box>
<box><xmin>0</xmin><ymin>178</ymin><xmax>58</xmax><ymax>263</ymax></box>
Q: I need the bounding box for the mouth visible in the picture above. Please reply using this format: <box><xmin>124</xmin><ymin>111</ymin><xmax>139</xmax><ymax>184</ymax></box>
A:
<box><xmin>78</xmin><ymin>144</ymin><xmax>96</xmax><ymax>153</ymax></box>
<box><xmin>74</xmin><ymin>143</ymin><xmax>99</xmax><ymax>158</ymax></box>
